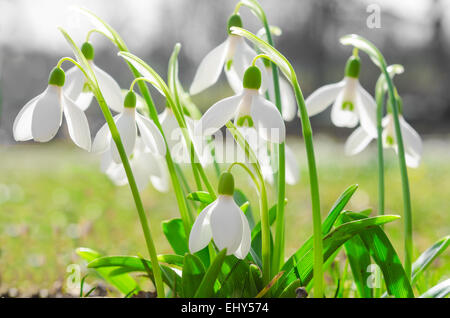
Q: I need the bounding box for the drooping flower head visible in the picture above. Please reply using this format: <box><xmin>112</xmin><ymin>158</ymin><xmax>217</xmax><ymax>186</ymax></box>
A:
<box><xmin>92</xmin><ymin>90</ymin><xmax>166</xmax><ymax>163</ymax></box>
<box><xmin>13</xmin><ymin>67</ymin><xmax>91</xmax><ymax>151</ymax></box>
<box><xmin>189</xmin><ymin>172</ymin><xmax>251</xmax><ymax>259</ymax></box>
<box><xmin>305</xmin><ymin>54</ymin><xmax>377</xmax><ymax>137</ymax></box>
<box><xmin>102</xmin><ymin>137</ymin><xmax>169</xmax><ymax>192</ymax></box>
<box><xmin>345</xmin><ymin>94</ymin><xmax>422</xmax><ymax>168</ymax></box>
<box><xmin>189</xmin><ymin>14</ymin><xmax>267</xmax><ymax>95</ymax></box>
<box><xmin>64</xmin><ymin>42</ymin><xmax>123</xmax><ymax>112</ymax></box>
<box><xmin>196</xmin><ymin>66</ymin><xmax>285</xmax><ymax>144</ymax></box>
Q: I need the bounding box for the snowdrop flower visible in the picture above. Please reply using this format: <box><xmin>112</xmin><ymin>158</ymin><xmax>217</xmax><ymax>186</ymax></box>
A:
<box><xmin>64</xmin><ymin>42</ymin><xmax>123</xmax><ymax>112</ymax></box>
<box><xmin>189</xmin><ymin>172</ymin><xmax>251</xmax><ymax>259</ymax></box>
<box><xmin>13</xmin><ymin>67</ymin><xmax>91</xmax><ymax>151</ymax></box>
<box><xmin>159</xmin><ymin>107</ymin><xmax>212</xmax><ymax>165</ymax></box>
<box><xmin>196</xmin><ymin>66</ymin><xmax>285</xmax><ymax>144</ymax></box>
<box><xmin>264</xmin><ymin>60</ymin><xmax>297</xmax><ymax>121</ymax></box>
<box><xmin>305</xmin><ymin>55</ymin><xmax>377</xmax><ymax>137</ymax></box>
<box><xmin>239</xmin><ymin>127</ymin><xmax>299</xmax><ymax>185</ymax></box>
<box><xmin>190</xmin><ymin>14</ymin><xmax>267</xmax><ymax>95</ymax></box>
<box><xmin>102</xmin><ymin>137</ymin><xmax>169</xmax><ymax>192</ymax></box>
<box><xmin>92</xmin><ymin>90</ymin><xmax>166</xmax><ymax>164</ymax></box>
<box><xmin>345</xmin><ymin>97</ymin><xmax>422</xmax><ymax>168</ymax></box>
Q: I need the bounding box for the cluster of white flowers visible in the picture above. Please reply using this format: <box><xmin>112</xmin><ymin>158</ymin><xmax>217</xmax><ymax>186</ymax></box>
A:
<box><xmin>305</xmin><ymin>54</ymin><xmax>422</xmax><ymax>167</ymax></box>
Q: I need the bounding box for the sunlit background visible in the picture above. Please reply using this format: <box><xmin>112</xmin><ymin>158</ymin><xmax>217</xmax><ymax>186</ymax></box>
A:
<box><xmin>0</xmin><ymin>0</ymin><xmax>449</xmax><ymax>297</ymax></box>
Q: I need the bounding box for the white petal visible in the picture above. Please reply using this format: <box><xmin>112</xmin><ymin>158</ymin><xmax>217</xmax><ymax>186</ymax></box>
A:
<box><xmin>92</xmin><ymin>121</ymin><xmax>112</xmax><ymax>153</ymax></box>
<box><xmin>62</xmin><ymin>94</ymin><xmax>91</xmax><ymax>151</ymax></box>
<box><xmin>148</xmin><ymin>154</ymin><xmax>169</xmax><ymax>192</ymax></box>
<box><xmin>159</xmin><ymin>108</ymin><xmax>181</xmax><ymax>150</ymax></box>
<box><xmin>231</xmin><ymin>38</ymin><xmax>269</xmax><ymax>94</ymax></box>
<box><xmin>64</xmin><ymin>65</ymin><xmax>93</xmax><ymax>111</ymax></box>
<box><xmin>101</xmin><ymin>150</ymin><xmax>115</xmax><ymax>173</ymax></box>
<box><xmin>31</xmin><ymin>86</ymin><xmax>63</xmax><ymax>142</ymax></box>
<box><xmin>330</xmin><ymin>92</ymin><xmax>359</xmax><ymax>128</ymax></box>
<box><xmin>224</xmin><ymin>65</ymin><xmax>243</xmax><ymax>94</ymax></box>
<box><xmin>190</xmin><ymin>39</ymin><xmax>229</xmax><ymax>95</ymax></box>
<box><xmin>189</xmin><ymin>201</ymin><xmax>216</xmax><ymax>253</ymax></box>
<box><xmin>110</xmin><ymin>109</ymin><xmax>137</xmax><ymax>163</ymax></box>
<box><xmin>195</xmin><ymin>94</ymin><xmax>242</xmax><ymax>137</ymax></box>
<box><xmin>233</xmin><ymin>210</ymin><xmax>251</xmax><ymax>259</ymax></box>
<box><xmin>305</xmin><ymin>81</ymin><xmax>345</xmax><ymax>116</ymax></box>
<box><xmin>93</xmin><ymin>63</ymin><xmax>123</xmax><ymax>113</ymax></box>
<box><xmin>280</xmin><ymin>77</ymin><xmax>297</xmax><ymax>121</ymax></box>
<box><xmin>135</xmin><ymin>113</ymin><xmax>166</xmax><ymax>156</ymax></box>
<box><xmin>345</xmin><ymin>127</ymin><xmax>373</xmax><ymax>156</ymax></box>
<box><xmin>356</xmin><ymin>85</ymin><xmax>377</xmax><ymax>137</ymax></box>
<box><xmin>400</xmin><ymin>116</ymin><xmax>422</xmax><ymax>167</ymax></box>
<box><xmin>251</xmin><ymin>95</ymin><xmax>286</xmax><ymax>143</ymax></box>
<box><xmin>13</xmin><ymin>94</ymin><xmax>41</xmax><ymax>141</ymax></box>
<box><xmin>210</xmin><ymin>196</ymin><xmax>243</xmax><ymax>255</ymax></box>
<box><xmin>285</xmin><ymin>145</ymin><xmax>300</xmax><ymax>185</ymax></box>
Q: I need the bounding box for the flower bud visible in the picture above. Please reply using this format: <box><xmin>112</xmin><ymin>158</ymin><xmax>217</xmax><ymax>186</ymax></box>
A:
<box><xmin>218</xmin><ymin>172</ymin><xmax>234</xmax><ymax>196</ymax></box>
<box><xmin>345</xmin><ymin>55</ymin><xmax>360</xmax><ymax>78</ymax></box>
<box><xmin>81</xmin><ymin>42</ymin><xmax>95</xmax><ymax>60</ymax></box>
<box><xmin>124</xmin><ymin>90</ymin><xmax>137</xmax><ymax>108</ymax></box>
<box><xmin>48</xmin><ymin>67</ymin><xmax>65</xmax><ymax>86</ymax></box>
<box><xmin>243</xmin><ymin>66</ymin><xmax>262</xmax><ymax>90</ymax></box>
<box><xmin>227</xmin><ymin>14</ymin><xmax>242</xmax><ymax>34</ymax></box>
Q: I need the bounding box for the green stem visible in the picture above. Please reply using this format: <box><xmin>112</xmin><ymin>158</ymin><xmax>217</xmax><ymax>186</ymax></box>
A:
<box><xmin>292</xmin><ymin>79</ymin><xmax>323</xmax><ymax>298</ymax></box>
<box><xmin>94</xmin><ymin>90</ymin><xmax>165</xmax><ymax>298</ymax></box>
<box><xmin>383</xmin><ymin>68</ymin><xmax>413</xmax><ymax>279</ymax></box>
<box><xmin>128</xmin><ymin>69</ymin><xmax>193</xmax><ymax>233</ymax></box>
<box><xmin>375</xmin><ymin>87</ymin><xmax>385</xmax><ymax>218</ymax></box>
<box><xmin>263</xmin><ymin>18</ymin><xmax>286</xmax><ymax>276</ymax></box>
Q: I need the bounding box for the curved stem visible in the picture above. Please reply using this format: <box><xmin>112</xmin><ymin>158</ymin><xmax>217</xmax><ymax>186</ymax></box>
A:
<box><xmin>375</xmin><ymin>89</ymin><xmax>385</xmax><ymax>218</ymax></box>
<box><xmin>226</xmin><ymin>122</ymin><xmax>270</xmax><ymax>287</ymax></box>
<box><xmin>85</xmin><ymin>28</ymin><xmax>115</xmax><ymax>43</ymax></box>
<box><xmin>93</xmin><ymin>90</ymin><xmax>165</xmax><ymax>298</ymax></box>
<box><xmin>292</xmin><ymin>78</ymin><xmax>323</xmax><ymax>298</ymax></box>
<box><xmin>382</xmin><ymin>68</ymin><xmax>413</xmax><ymax>279</ymax></box>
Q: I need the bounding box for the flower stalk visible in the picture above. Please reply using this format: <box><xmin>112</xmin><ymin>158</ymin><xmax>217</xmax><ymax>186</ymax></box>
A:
<box><xmin>340</xmin><ymin>34</ymin><xmax>414</xmax><ymax>279</ymax></box>
<box><xmin>56</xmin><ymin>30</ymin><xmax>165</xmax><ymax>297</ymax></box>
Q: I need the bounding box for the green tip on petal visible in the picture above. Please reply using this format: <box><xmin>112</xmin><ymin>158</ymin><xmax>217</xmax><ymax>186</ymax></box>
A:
<box><xmin>124</xmin><ymin>90</ymin><xmax>137</xmax><ymax>108</ymax></box>
<box><xmin>48</xmin><ymin>67</ymin><xmax>65</xmax><ymax>86</ymax></box>
<box><xmin>342</xmin><ymin>101</ymin><xmax>354</xmax><ymax>111</ymax></box>
<box><xmin>218</xmin><ymin>172</ymin><xmax>234</xmax><ymax>196</ymax></box>
<box><xmin>81</xmin><ymin>42</ymin><xmax>95</xmax><ymax>60</ymax></box>
<box><xmin>236</xmin><ymin>115</ymin><xmax>254</xmax><ymax>127</ymax></box>
<box><xmin>345</xmin><ymin>55</ymin><xmax>360</xmax><ymax>78</ymax></box>
<box><xmin>386</xmin><ymin>135</ymin><xmax>394</xmax><ymax>146</ymax></box>
<box><xmin>243</xmin><ymin>66</ymin><xmax>261</xmax><ymax>90</ymax></box>
<box><xmin>227</xmin><ymin>14</ymin><xmax>242</xmax><ymax>34</ymax></box>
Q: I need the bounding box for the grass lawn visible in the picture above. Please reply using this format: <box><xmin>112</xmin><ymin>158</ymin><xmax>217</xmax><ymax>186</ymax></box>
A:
<box><xmin>0</xmin><ymin>135</ymin><xmax>448</xmax><ymax>296</ymax></box>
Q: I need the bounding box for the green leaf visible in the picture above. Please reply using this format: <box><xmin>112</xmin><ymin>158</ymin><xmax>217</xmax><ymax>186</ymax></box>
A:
<box><xmin>74</xmin><ymin>7</ymin><xmax>128</xmax><ymax>51</ymax></box>
<box><xmin>412</xmin><ymin>235</ymin><xmax>450</xmax><ymax>285</ymax></box>
<box><xmin>344</xmin><ymin>235</ymin><xmax>373</xmax><ymax>298</ymax></box>
<box><xmin>76</xmin><ymin>248</ymin><xmax>139</xmax><ymax>296</ymax></box>
<box><xmin>186</xmin><ymin>191</ymin><xmax>214</xmax><ymax>204</ymax></box>
<box><xmin>229</xmin><ymin>27</ymin><xmax>293</xmax><ymax>81</ymax></box>
<box><xmin>339</xmin><ymin>34</ymin><xmax>385</xmax><ymax>68</ymax></box>
<box><xmin>195</xmin><ymin>249</ymin><xmax>227</xmax><ymax>297</ymax></box>
<box><xmin>182</xmin><ymin>254</ymin><xmax>206</xmax><ymax>297</ymax></box>
<box><xmin>274</xmin><ymin>215</ymin><xmax>400</xmax><ymax>296</ymax></box>
<box><xmin>279</xmin><ymin>279</ymin><xmax>301</xmax><ymax>298</ymax></box>
<box><xmin>345</xmin><ymin>213</ymin><xmax>414</xmax><ymax>298</ymax></box>
<box><xmin>86</xmin><ymin>255</ymin><xmax>181</xmax><ymax>293</ymax></box>
<box><xmin>118</xmin><ymin>51</ymin><xmax>169</xmax><ymax>98</ymax></box>
<box><xmin>162</xmin><ymin>218</ymin><xmax>189</xmax><ymax>255</ymax></box>
<box><xmin>281</xmin><ymin>184</ymin><xmax>358</xmax><ymax>272</ymax></box>
<box><xmin>419</xmin><ymin>279</ymin><xmax>450</xmax><ymax>298</ymax></box>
